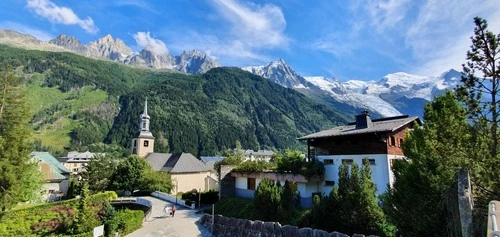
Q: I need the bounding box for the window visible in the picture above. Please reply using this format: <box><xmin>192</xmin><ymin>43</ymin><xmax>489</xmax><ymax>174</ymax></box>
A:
<box><xmin>390</xmin><ymin>136</ymin><xmax>396</xmax><ymax>146</ymax></box>
<box><xmin>325</xmin><ymin>180</ymin><xmax>335</xmax><ymax>186</ymax></box>
<box><xmin>144</xmin><ymin>140</ymin><xmax>149</xmax><ymax>147</ymax></box>
<box><xmin>142</xmin><ymin>122</ymin><xmax>146</xmax><ymax>128</ymax></box>
<box><xmin>342</xmin><ymin>159</ymin><xmax>353</xmax><ymax>164</ymax></box>
<box><xmin>399</xmin><ymin>138</ymin><xmax>404</xmax><ymax>147</ymax></box>
<box><xmin>369</xmin><ymin>159</ymin><xmax>376</xmax><ymax>165</ymax></box>
<box><xmin>324</xmin><ymin>159</ymin><xmax>334</xmax><ymax>165</ymax></box>
<box><xmin>133</xmin><ymin>140</ymin><xmax>137</xmax><ymax>147</ymax></box>
<box><xmin>247</xmin><ymin>178</ymin><xmax>256</xmax><ymax>190</ymax></box>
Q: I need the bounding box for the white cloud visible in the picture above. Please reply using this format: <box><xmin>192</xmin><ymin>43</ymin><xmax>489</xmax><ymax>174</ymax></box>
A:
<box><xmin>210</xmin><ymin>0</ymin><xmax>288</xmax><ymax>48</ymax></box>
<box><xmin>406</xmin><ymin>0</ymin><xmax>500</xmax><ymax>75</ymax></box>
<box><xmin>167</xmin><ymin>31</ymin><xmax>268</xmax><ymax>66</ymax></box>
<box><xmin>26</xmin><ymin>0</ymin><xmax>98</xmax><ymax>34</ymax></box>
<box><xmin>0</xmin><ymin>21</ymin><xmax>53</xmax><ymax>40</ymax></box>
<box><xmin>114</xmin><ymin>0</ymin><xmax>159</xmax><ymax>13</ymax></box>
<box><xmin>133</xmin><ymin>32</ymin><xmax>169</xmax><ymax>55</ymax></box>
<box><xmin>364</xmin><ymin>0</ymin><xmax>414</xmax><ymax>33</ymax></box>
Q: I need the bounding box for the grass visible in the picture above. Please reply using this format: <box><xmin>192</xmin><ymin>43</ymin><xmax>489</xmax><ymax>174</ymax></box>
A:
<box><xmin>26</xmin><ymin>83</ymin><xmax>109</xmax><ymax>150</ymax></box>
<box><xmin>209</xmin><ymin>196</ymin><xmax>260</xmax><ymax>220</ymax></box>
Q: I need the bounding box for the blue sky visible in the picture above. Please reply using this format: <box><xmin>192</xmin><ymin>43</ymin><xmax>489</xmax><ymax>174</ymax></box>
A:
<box><xmin>1</xmin><ymin>0</ymin><xmax>499</xmax><ymax>81</ymax></box>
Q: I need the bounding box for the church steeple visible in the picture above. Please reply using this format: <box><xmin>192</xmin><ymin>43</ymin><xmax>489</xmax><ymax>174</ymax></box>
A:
<box><xmin>139</xmin><ymin>98</ymin><xmax>152</xmax><ymax>134</ymax></box>
<box><xmin>132</xmin><ymin>98</ymin><xmax>155</xmax><ymax>157</ymax></box>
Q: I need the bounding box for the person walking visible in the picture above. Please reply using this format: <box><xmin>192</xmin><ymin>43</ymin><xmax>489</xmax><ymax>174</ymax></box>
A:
<box><xmin>164</xmin><ymin>206</ymin><xmax>170</xmax><ymax>218</ymax></box>
<box><xmin>171</xmin><ymin>205</ymin><xmax>177</xmax><ymax>217</ymax></box>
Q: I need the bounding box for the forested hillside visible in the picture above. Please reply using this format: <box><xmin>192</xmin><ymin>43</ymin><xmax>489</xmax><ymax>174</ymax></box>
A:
<box><xmin>0</xmin><ymin>45</ymin><xmax>348</xmax><ymax>156</ymax></box>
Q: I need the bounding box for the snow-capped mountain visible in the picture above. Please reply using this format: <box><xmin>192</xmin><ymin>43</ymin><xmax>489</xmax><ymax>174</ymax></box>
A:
<box><xmin>242</xmin><ymin>59</ymin><xmax>312</xmax><ymax>89</ymax></box>
<box><xmin>244</xmin><ymin>59</ymin><xmax>462</xmax><ymax>117</ymax></box>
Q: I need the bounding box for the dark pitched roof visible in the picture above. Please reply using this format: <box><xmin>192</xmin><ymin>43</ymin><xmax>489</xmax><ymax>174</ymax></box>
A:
<box><xmin>200</xmin><ymin>156</ymin><xmax>224</xmax><ymax>171</ymax></box>
<box><xmin>298</xmin><ymin>115</ymin><xmax>420</xmax><ymax>140</ymax></box>
<box><xmin>145</xmin><ymin>152</ymin><xmax>210</xmax><ymax>173</ymax></box>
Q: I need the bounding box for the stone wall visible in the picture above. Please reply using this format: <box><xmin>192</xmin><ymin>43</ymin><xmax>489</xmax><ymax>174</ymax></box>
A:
<box><xmin>197</xmin><ymin>214</ymin><xmax>377</xmax><ymax>237</ymax></box>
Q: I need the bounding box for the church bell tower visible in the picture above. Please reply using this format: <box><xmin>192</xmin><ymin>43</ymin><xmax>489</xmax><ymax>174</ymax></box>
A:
<box><xmin>131</xmin><ymin>98</ymin><xmax>155</xmax><ymax>157</ymax></box>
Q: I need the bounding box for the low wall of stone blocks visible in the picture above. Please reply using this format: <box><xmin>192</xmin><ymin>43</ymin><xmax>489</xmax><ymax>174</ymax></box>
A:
<box><xmin>197</xmin><ymin>214</ymin><xmax>378</xmax><ymax>237</ymax></box>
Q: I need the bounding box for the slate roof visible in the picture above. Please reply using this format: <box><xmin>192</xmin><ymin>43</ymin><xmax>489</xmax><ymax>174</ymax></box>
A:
<box><xmin>200</xmin><ymin>156</ymin><xmax>224</xmax><ymax>171</ymax></box>
<box><xmin>31</xmin><ymin>152</ymin><xmax>70</xmax><ymax>181</ymax></box>
<box><xmin>145</xmin><ymin>152</ymin><xmax>210</xmax><ymax>173</ymax></box>
<box><xmin>298</xmin><ymin>115</ymin><xmax>420</xmax><ymax>140</ymax></box>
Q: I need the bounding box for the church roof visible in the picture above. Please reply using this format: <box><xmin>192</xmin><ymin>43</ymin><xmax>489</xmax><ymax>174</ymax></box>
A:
<box><xmin>298</xmin><ymin>115</ymin><xmax>420</xmax><ymax>140</ymax></box>
<box><xmin>145</xmin><ymin>152</ymin><xmax>210</xmax><ymax>173</ymax></box>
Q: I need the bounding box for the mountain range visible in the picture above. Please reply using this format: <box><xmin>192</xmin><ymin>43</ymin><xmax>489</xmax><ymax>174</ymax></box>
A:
<box><xmin>0</xmin><ymin>29</ymin><xmax>463</xmax><ymax>118</ymax></box>
<box><xmin>243</xmin><ymin>59</ymin><xmax>462</xmax><ymax>118</ymax></box>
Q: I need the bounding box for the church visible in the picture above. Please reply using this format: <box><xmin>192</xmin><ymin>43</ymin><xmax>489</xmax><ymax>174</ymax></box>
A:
<box><xmin>131</xmin><ymin>99</ymin><xmax>217</xmax><ymax>194</ymax></box>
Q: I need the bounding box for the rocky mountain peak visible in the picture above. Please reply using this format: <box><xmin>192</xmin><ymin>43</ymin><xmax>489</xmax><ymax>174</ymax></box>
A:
<box><xmin>85</xmin><ymin>34</ymin><xmax>133</xmax><ymax>61</ymax></box>
<box><xmin>49</xmin><ymin>34</ymin><xmax>84</xmax><ymax>51</ymax></box>
<box><xmin>175</xmin><ymin>50</ymin><xmax>221</xmax><ymax>74</ymax></box>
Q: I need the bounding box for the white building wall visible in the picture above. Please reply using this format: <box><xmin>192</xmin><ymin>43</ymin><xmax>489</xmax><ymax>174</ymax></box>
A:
<box><xmin>236</xmin><ymin>177</ymin><xmax>247</xmax><ymax>189</ymax></box>
<box><xmin>317</xmin><ymin>154</ymin><xmax>404</xmax><ymax>195</ymax></box>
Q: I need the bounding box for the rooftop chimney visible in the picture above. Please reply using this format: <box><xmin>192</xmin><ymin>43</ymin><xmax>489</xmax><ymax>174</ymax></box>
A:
<box><xmin>355</xmin><ymin>110</ymin><xmax>372</xmax><ymax>129</ymax></box>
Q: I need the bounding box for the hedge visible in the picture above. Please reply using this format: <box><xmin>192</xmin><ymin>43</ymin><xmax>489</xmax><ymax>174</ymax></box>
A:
<box><xmin>0</xmin><ymin>191</ymin><xmax>117</xmax><ymax>236</ymax></box>
<box><xmin>106</xmin><ymin>209</ymin><xmax>143</xmax><ymax>236</ymax></box>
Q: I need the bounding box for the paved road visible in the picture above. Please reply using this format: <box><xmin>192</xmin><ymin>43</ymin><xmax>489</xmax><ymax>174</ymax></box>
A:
<box><xmin>126</xmin><ymin>196</ymin><xmax>211</xmax><ymax>237</ymax></box>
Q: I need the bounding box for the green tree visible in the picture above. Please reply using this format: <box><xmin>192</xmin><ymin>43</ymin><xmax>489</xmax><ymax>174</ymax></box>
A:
<box><xmin>254</xmin><ymin>177</ymin><xmax>281</xmax><ymax>221</ymax></box>
<box><xmin>82</xmin><ymin>154</ymin><xmax>117</xmax><ymax>193</ymax></box>
<box><xmin>457</xmin><ymin>17</ymin><xmax>500</xmax><ymax>193</ymax></box>
<box><xmin>0</xmin><ymin>70</ymin><xmax>43</xmax><ymax>209</ymax></box>
<box><xmin>309</xmin><ymin>160</ymin><xmax>386</xmax><ymax>236</ymax></box>
<box><xmin>70</xmin><ymin>183</ymin><xmax>99</xmax><ymax>234</ymax></box>
<box><xmin>112</xmin><ymin>155</ymin><xmax>149</xmax><ymax>192</ymax></box>
<box><xmin>381</xmin><ymin>91</ymin><xmax>471</xmax><ymax>236</ymax></box>
<box><xmin>141</xmin><ymin>170</ymin><xmax>173</xmax><ymax>193</ymax></box>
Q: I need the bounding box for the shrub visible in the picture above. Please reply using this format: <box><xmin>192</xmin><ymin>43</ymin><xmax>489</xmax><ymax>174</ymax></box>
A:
<box><xmin>200</xmin><ymin>190</ymin><xmax>219</xmax><ymax>204</ymax></box>
<box><xmin>106</xmin><ymin>209</ymin><xmax>143</xmax><ymax>236</ymax></box>
<box><xmin>0</xmin><ymin>191</ymin><xmax>117</xmax><ymax>236</ymax></box>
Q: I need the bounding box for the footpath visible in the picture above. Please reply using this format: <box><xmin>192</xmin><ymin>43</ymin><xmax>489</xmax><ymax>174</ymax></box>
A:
<box><xmin>126</xmin><ymin>196</ymin><xmax>212</xmax><ymax>237</ymax></box>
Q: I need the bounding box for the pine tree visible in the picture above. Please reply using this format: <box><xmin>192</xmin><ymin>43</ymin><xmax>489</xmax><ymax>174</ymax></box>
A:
<box><xmin>457</xmin><ymin>17</ymin><xmax>500</xmax><ymax>188</ymax></box>
<box><xmin>0</xmin><ymin>70</ymin><xmax>43</xmax><ymax>209</ymax></box>
<box><xmin>381</xmin><ymin>91</ymin><xmax>471</xmax><ymax>236</ymax></box>
<box><xmin>254</xmin><ymin>177</ymin><xmax>281</xmax><ymax>221</ymax></box>
<box><xmin>70</xmin><ymin>183</ymin><xmax>99</xmax><ymax>234</ymax></box>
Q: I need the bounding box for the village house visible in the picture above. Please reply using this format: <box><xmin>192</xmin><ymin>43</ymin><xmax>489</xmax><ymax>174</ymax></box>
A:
<box><xmin>299</xmin><ymin>111</ymin><xmax>421</xmax><ymax>196</ymax></box>
<box><xmin>243</xmin><ymin>149</ymin><xmax>274</xmax><ymax>162</ymax></box>
<box><xmin>31</xmin><ymin>152</ymin><xmax>71</xmax><ymax>202</ymax></box>
<box><xmin>131</xmin><ymin>99</ymin><xmax>216</xmax><ymax>194</ymax></box>
<box><xmin>57</xmin><ymin>151</ymin><xmax>103</xmax><ymax>174</ymax></box>
<box><xmin>227</xmin><ymin>111</ymin><xmax>421</xmax><ymax>208</ymax></box>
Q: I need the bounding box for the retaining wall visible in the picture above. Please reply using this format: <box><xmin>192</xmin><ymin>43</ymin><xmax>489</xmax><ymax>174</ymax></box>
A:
<box><xmin>197</xmin><ymin>214</ymin><xmax>378</xmax><ymax>237</ymax></box>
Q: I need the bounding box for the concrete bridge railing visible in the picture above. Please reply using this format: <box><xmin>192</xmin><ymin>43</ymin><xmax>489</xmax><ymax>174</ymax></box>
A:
<box><xmin>488</xmin><ymin>200</ymin><xmax>500</xmax><ymax>237</ymax></box>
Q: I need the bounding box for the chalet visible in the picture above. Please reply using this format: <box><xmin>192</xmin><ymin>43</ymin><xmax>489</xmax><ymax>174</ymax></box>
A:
<box><xmin>298</xmin><ymin>111</ymin><xmax>421</xmax><ymax>196</ymax></box>
<box><xmin>31</xmin><ymin>152</ymin><xmax>71</xmax><ymax>201</ymax></box>
<box><xmin>130</xmin><ymin>99</ymin><xmax>215</xmax><ymax>194</ymax></box>
<box><xmin>227</xmin><ymin>111</ymin><xmax>420</xmax><ymax>208</ymax></box>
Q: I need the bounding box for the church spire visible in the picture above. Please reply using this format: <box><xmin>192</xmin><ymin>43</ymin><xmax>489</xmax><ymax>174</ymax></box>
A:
<box><xmin>138</xmin><ymin>98</ymin><xmax>153</xmax><ymax>138</ymax></box>
<box><xmin>143</xmin><ymin>97</ymin><xmax>148</xmax><ymax>117</ymax></box>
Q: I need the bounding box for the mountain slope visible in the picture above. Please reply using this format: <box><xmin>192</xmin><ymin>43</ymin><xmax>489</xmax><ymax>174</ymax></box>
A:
<box><xmin>0</xmin><ymin>45</ymin><xmax>347</xmax><ymax>155</ymax></box>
